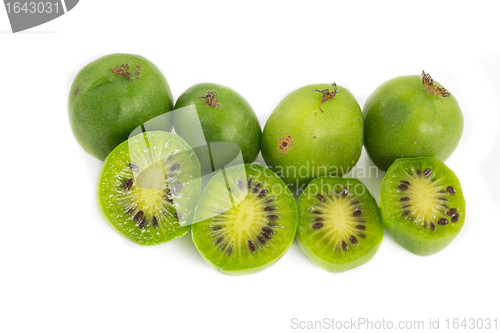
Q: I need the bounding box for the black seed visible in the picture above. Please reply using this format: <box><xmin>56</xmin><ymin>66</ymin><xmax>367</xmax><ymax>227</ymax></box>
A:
<box><xmin>446</xmin><ymin>186</ymin><xmax>456</xmax><ymax>195</ymax></box>
<box><xmin>123</xmin><ymin>178</ymin><xmax>133</xmax><ymax>191</ymax></box>
<box><xmin>350</xmin><ymin>200</ymin><xmax>359</xmax><ymax>206</ymax></box>
<box><xmin>402</xmin><ymin>204</ymin><xmax>411</xmax><ymax>208</ymax></box>
<box><xmin>430</xmin><ymin>222</ymin><xmax>436</xmax><ymax>231</ymax></box>
<box><xmin>173</xmin><ymin>212</ymin><xmax>184</xmax><ymax>220</ymax></box>
<box><xmin>416</xmin><ymin>169</ymin><xmax>421</xmax><ymax>176</ymax></box>
<box><xmin>165</xmin><ymin>196</ymin><xmax>173</xmax><ymax>203</ymax></box>
<box><xmin>422</xmin><ymin>221</ymin><xmax>427</xmax><ymax>227</ymax></box>
<box><xmin>248</xmin><ymin>240</ymin><xmax>255</xmax><ymax>252</ymax></box>
<box><xmin>139</xmin><ymin>217</ymin><xmax>147</xmax><ymax>229</ymax></box>
<box><xmin>267</xmin><ymin>214</ymin><xmax>279</xmax><ymax>220</ymax></box>
<box><xmin>439</xmin><ymin>197</ymin><xmax>448</xmax><ymax>201</ymax></box>
<box><xmin>170</xmin><ymin>163</ymin><xmax>181</xmax><ymax>172</ymax></box>
<box><xmin>262</xmin><ymin>231</ymin><xmax>272</xmax><ymax>239</ymax></box>
<box><xmin>400</xmin><ymin>197</ymin><xmax>411</xmax><ymax>201</ymax></box>
<box><xmin>253</xmin><ymin>183</ymin><xmax>262</xmax><ymax>193</ymax></box>
<box><xmin>358</xmin><ymin>233</ymin><xmax>366</xmax><ymax>238</ymax></box>
<box><xmin>342</xmin><ymin>241</ymin><xmax>348</xmax><ymax>251</ymax></box>
<box><xmin>264</xmin><ymin>206</ymin><xmax>275</xmax><ymax>211</ymax></box>
<box><xmin>312</xmin><ymin>222</ymin><xmax>324</xmax><ymax>229</ymax></box>
<box><xmin>353</xmin><ymin>209</ymin><xmax>362</xmax><ymax>217</ymax></box>
<box><xmin>350</xmin><ymin>235</ymin><xmax>358</xmax><ymax>245</ymax></box>
<box><xmin>257</xmin><ymin>236</ymin><xmax>266</xmax><ymax>244</ymax></box>
<box><xmin>262</xmin><ymin>227</ymin><xmax>274</xmax><ymax>236</ymax></box>
<box><xmin>247</xmin><ymin>178</ymin><xmax>253</xmax><ymax>189</ymax></box>
<box><xmin>153</xmin><ymin>216</ymin><xmax>158</xmax><ymax>228</ymax></box>
<box><xmin>438</xmin><ymin>218</ymin><xmax>449</xmax><ymax>226</ymax></box>
<box><xmin>215</xmin><ymin>237</ymin><xmax>224</xmax><ymax>244</ymax></box>
<box><xmin>129</xmin><ymin>163</ymin><xmax>139</xmax><ymax>172</ymax></box>
<box><xmin>423</xmin><ymin>168</ymin><xmax>431</xmax><ymax>177</ymax></box>
<box><xmin>236</xmin><ymin>179</ymin><xmax>243</xmax><ymax>189</ymax></box>
<box><xmin>400</xmin><ymin>180</ymin><xmax>410</xmax><ymax>185</ymax></box>
<box><xmin>264</xmin><ymin>198</ymin><xmax>274</xmax><ymax>204</ymax></box>
<box><xmin>174</xmin><ymin>182</ymin><xmax>183</xmax><ymax>193</ymax></box>
<box><xmin>226</xmin><ymin>246</ymin><xmax>233</xmax><ymax>256</ymax></box>
<box><xmin>312</xmin><ymin>210</ymin><xmax>321</xmax><ymax>214</ymax></box>
<box><xmin>401</xmin><ymin>210</ymin><xmax>411</xmax><ymax>216</ymax></box>
<box><xmin>447</xmin><ymin>208</ymin><xmax>457</xmax><ymax>216</ymax></box>
<box><xmin>258</xmin><ymin>189</ymin><xmax>268</xmax><ymax>198</ymax></box>
<box><xmin>212</xmin><ymin>226</ymin><xmax>222</xmax><ymax>230</ymax></box>
<box><xmin>341</xmin><ymin>187</ymin><xmax>348</xmax><ymax>196</ymax></box>
<box><xmin>451</xmin><ymin>214</ymin><xmax>460</xmax><ymax>223</ymax></box>
<box><xmin>398</xmin><ymin>184</ymin><xmax>409</xmax><ymax>190</ymax></box>
<box><xmin>166</xmin><ymin>155</ymin><xmax>173</xmax><ymax>162</ymax></box>
<box><xmin>133</xmin><ymin>211</ymin><xmax>144</xmax><ymax>223</ymax></box>
<box><xmin>356</xmin><ymin>225</ymin><xmax>366</xmax><ymax>230</ymax></box>
<box><xmin>358</xmin><ymin>219</ymin><xmax>366</xmax><ymax>223</ymax></box>
<box><xmin>441</xmin><ymin>204</ymin><xmax>448</xmax><ymax>208</ymax></box>
<box><xmin>316</xmin><ymin>193</ymin><xmax>325</xmax><ymax>202</ymax></box>
<box><xmin>267</xmin><ymin>222</ymin><xmax>277</xmax><ymax>227</ymax></box>
<box><xmin>314</xmin><ymin>217</ymin><xmax>324</xmax><ymax>222</ymax></box>
<box><xmin>126</xmin><ymin>208</ymin><xmax>134</xmax><ymax>215</ymax></box>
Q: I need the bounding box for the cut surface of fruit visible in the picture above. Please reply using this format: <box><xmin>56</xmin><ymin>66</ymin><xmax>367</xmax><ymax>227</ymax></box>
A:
<box><xmin>297</xmin><ymin>177</ymin><xmax>383</xmax><ymax>272</ymax></box>
<box><xmin>380</xmin><ymin>157</ymin><xmax>466</xmax><ymax>256</ymax></box>
<box><xmin>191</xmin><ymin>164</ymin><xmax>297</xmax><ymax>275</ymax></box>
<box><xmin>98</xmin><ymin>131</ymin><xmax>201</xmax><ymax>245</ymax></box>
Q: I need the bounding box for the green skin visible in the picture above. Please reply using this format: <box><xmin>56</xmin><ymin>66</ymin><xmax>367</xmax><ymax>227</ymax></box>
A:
<box><xmin>363</xmin><ymin>75</ymin><xmax>464</xmax><ymax>171</ymax></box>
<box><xmin>297</xmin><ymin>177</ymin><xmax>384</xmax><ymax>272</ymax></box>
<box><xmin>192</xmin><ymin>164</ymin><xmax>297</xmax><ymax>275</ymax></box>
<box><xmin>97</xmin><ymin>131</ymin><xmax>201</xmax><ymax>246</ymax></box>
<box><xmin>174</xmin><ymin>83</ymin><xmax>262</xmax><ymax>170</ymax></box>
<box><xmin>380</xmin><ymin>157</ymin><xmax>466</xmax><ymax>256</ymax></box>
<box><xmin>69</xmin><ymin>53</ymin><xmax>174</xmax><ymax>161</ymax></box>
<box><xmin>261</xmin><ymin>84</ymin><xmax>363</xmax><ymax>189</ymax></box>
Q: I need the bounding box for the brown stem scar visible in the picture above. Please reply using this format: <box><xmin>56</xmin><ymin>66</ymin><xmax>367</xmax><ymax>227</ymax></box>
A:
<box><xmin>421</xmin><ymin>70</ymin><xmax>450</xmax><ymax>97</ymax></box>
<box><xmin>278</xmin><ymin>135</ymin><xmax>293</xmax><ymax>155</ymax></box>
<box><xmin>112</xmin><ymin>64</ymin><xmax>134</xmax><ymax>81</ymax></box>
<box><xmin>199</xmin><ymin>90</ymin><xmax>221</xmax><ymax>109</ymax></box>
<box><xmin>313</xmin><ymin>83</ymin><xmax>338</xmax><ymax>113</ymax></box>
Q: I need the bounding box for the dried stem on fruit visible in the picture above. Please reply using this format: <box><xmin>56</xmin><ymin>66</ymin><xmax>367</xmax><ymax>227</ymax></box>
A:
<box><xmin>313</xmin><ymin>83</ymin><xmax>338</xmax><ymax>113</ymax></box>
<box><xmin>421</xmin><ymin>70</ymin><xmax>450</xmax><ymax>97</ymax></box>
<box><xmin>199</xmin><ymin>90</ymin><xmax>221</xmax><ymax>109</ymax></box>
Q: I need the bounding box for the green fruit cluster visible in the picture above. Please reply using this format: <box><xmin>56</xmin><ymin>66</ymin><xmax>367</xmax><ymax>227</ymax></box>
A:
<box><xmin>69</xmin><ymin>53</ymin><xmax>466</xmax><ymax>275</ymax></box>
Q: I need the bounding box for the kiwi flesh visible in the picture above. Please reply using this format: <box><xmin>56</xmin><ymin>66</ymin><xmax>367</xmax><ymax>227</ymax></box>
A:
<box><xmin>297</xmin><ymin>177</ymin><xmax>384</xmax><ymax>272</ymax></box>
<box><xmin>191</xmin><ymin>164</ymin><xmax>298</xmax><ymax>275</ymax></box>
<box><xmin>380</xmin><ymin>157</ymin><xmax>466</xmax><ymax>256</ymax></box>
<box><xmin>97</xmin><ymin>131</ymin><xmax>201</xmax><ymax>245</ymax></box>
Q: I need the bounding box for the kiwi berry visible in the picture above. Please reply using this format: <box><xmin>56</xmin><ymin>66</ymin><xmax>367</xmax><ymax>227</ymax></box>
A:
<box><xmin>97</xmin><ymin>131</ymin><xmax>201</xmax><ymax>245</ymax></box>
<box><xmin>297</xmin><ymin>177</ymin><xmax>384</xmax><ymax>272</ymax></box>
<box><xmin>381</xmin><ymin>157</ymin><xmax>466</xmax><ymax>256</ymax></box>
<box><xmin>191</xmin><ymin>164</ymin><xmax>297</xmax><ymax>275</ymax></box>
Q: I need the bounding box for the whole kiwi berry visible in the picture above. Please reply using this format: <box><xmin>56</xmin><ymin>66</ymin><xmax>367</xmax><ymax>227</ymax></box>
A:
<box><xmin>261</xmin><ymin>83</ymin><xmax>363</xmax><ymax>189</ymax></box>
<box><xmin>69</xmin><ymin>53</ymin><xmax>174</xmax><ymax>160</ymax></box>
<box><xmin>363</xmin><ymin>71</ymin><xmax>464</xmax><ymax>171</ymax></box>
<box><xmin>174</xmin><ymin>83</ymin><xmax>262</xmax><ymax>171</ymax></box>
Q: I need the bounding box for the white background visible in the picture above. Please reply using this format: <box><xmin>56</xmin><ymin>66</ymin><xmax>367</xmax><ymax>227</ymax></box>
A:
<box><xmin>1</xmin><ymin>1</ymin><xmax>499</xmax><ymax>332</ymax></box>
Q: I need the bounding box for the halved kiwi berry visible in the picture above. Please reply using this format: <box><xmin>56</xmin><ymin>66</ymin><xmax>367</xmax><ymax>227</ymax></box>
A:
<box><xmin>97</xmin><ymin>131</ymin><xmax>201</xmax><ymax>245</ymax></box>
<box><xmin>297</xmin><ymin>177</ymin><xmax>383</xmax><ymax>272</ymax></box>
<box><xmin>191</xmin><ymin>164</ymin><xmax>297</xmax><ymax>275</ymax></box>
<box><xmin>381</xmin><ymin>157</ymin><xmax>466</xmax><ymax>256</ymax></box>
